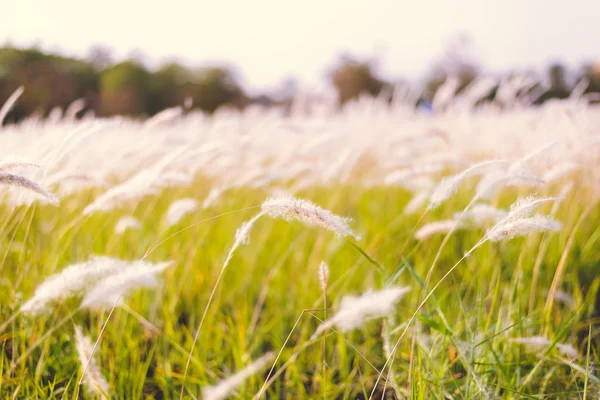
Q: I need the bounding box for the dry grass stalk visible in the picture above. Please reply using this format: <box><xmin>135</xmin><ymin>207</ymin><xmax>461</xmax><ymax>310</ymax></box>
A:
<box><xmin>74</xmin><ymin>326</ymin><xmax>109</xmax><ymax>399</ymax></box>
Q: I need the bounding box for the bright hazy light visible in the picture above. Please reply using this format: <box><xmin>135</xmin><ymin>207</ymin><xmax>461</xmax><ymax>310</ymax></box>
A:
<box><xmin>1</xmin><ymin>0</ymin><xmax>598</xmax><ymax>91</ymax></box>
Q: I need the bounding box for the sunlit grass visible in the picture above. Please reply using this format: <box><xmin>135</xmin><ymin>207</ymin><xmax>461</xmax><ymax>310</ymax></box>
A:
<box><xmin>0</xmin><ymin>180</ymin><xmax>599</xmax><ymax>399</ymax></box>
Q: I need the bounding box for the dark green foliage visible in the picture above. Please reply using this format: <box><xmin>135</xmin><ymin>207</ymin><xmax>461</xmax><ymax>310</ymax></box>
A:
<box><xmin>0</xmin><ymin>46</ymin><xmax>247</xmax><ymax>121</ymax></box>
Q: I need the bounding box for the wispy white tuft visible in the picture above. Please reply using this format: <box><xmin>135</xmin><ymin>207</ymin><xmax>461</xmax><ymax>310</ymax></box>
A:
<box><xmin>0</xmin><ymin>86</ymin><xmax>24</xmax><ymax>125</ymax></box>
<box><xmin>454</xmin><ymin>204</ymin><xmax>507</xmax><ymax>225</ymax></box>
<box><xmin>202</xmin><ymin>187</ymin><xmax>225</xmax><ymax>209</ymax></box>
<box><xmin>20</xmin><ymin>256</ymin><xmax>128</xmax><ymax>314</ymax></box>
<box><xmin>509</xmin><ymin>336</ymin><xmax>578</xmax><ymax>359</ymax></box>
<box><xmin>166</xmin><ymin>198</ymin><xmax>198</xmax><ymax>226</ymax></box>
<box><xmin>428</xmin><ymin>160</ymin><xmax>506</xmax><ymax>209</ymax></box>
<box><xmin>486</xmin><ymin>214</ymin><xmax>562</xmax><ymax>241</ymax></box>
<box><xmin>83</xmin><ymin>146</ymin><xmax>189</xmax><ymax>214</ymax></box>
<box><xmin>549</xmin><ymin>290</ymin><xmax>575</xmax><ymax>309</ymax></box>
<box><xmin>311</xmin><ymin>286</ymin><xmax>410</xmax><ymax>339</ymax></box>
<box><xmin>74</xmin><ymin>326</ymin><xmax>109</xmax><ymax>399</ymax></box>
<box><xmin>222</xmin><ymin>212</ymin><xmax>264</xmax><ymax>269</ymax></box>
<box><xmin>144</xmin><ymin>106</ymin><xmax>183</xmax><ymax>128</ymax></box>
<box><xmin>504</xmin><ymin>196</ymin><xmax>558</xmax><ymax>221</ymax></box>
<box><xmin>483</xmin><ymin>196</ymin><xmax>562</xmax><ymax>241</ymax></box>
<box><xmin>202</xmin><ymin>352</ymin><xmax>275</xmax><ymax>400</ymax></box>
<box><xmin>114</xmin><ymin>216</ymin><xmax>142</xmax><ymax>234</ymax></box>
<box><xmin>262</xmin><ymin>196</ymin><xmax>359</xmax><ymax>239</ymax></box>
<box><xmin>404</xmin><ymin>190</ymin><xmax>430</xmax><ymax>215</ymax></box>
<box><xmin>543</xmin><ymin>162</ymin><xmax>580</xmax><ymax>183</ymax></box>
<box><xmin>384</xmin><ymin>165</ymin><xmax>444</xmax><ymax>186</ymax></box>
<box><xmin>80</xmin><ymin>260</ymin><xmax>172</xmax><ymax>309</ymax></box>
<box><xmin>508</xmin><ymin>140</ymin><xmax>561</xmax><ymax>174</ymax></box>
<box><xmin>0</xmin><ymin>158</ymin><xmax>43</xmax><ymax>172</ymax></box>
<box><xmin>415</xmin><ymin>220</ymin><xmax>466</xmax><ymax>240</ymax></box>
<box><xmin>64</xmin><ymin>98</ymin><xmax>86</xmax><ymax>120</ymax></box>
<box><xmin>318</xmin><ymin>261</ymin><xmax>329</xmax><ymax>291</ymax></box>
<box><xmin>0</xmin><ymin>173</ymin><xmax>59</xmax><ymax>206</ymax></box>
<box><xmin>475</xmin><ymin>172</ymin><xmax>545</xmax><ymax>200</ymax></box>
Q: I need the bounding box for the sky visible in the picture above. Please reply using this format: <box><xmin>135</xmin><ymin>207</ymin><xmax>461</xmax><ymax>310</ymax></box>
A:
<box><xmin>1</xmin><ymin>0</ymin><xmax>599</xmax><ymax>93</ymax></box>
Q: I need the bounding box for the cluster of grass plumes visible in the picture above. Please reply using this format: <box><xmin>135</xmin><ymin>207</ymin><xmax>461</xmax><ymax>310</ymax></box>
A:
<box><xmin>1</xmin><ymin>88</ymin><xmax>600</xmax><ymax>398</ymax></box>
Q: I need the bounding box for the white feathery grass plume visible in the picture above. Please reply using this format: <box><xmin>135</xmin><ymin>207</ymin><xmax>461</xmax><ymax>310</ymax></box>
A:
<box><xmin>453</xmin><ymin>204</ymin><xmax>508</xmax><ymax>225</ymax></box>
<box><xmin>232</xmin><ymin>168</ymin><xmax>266</xmax><ymax>188</ymax></box>
<box><xmin>0</xmin><ymin>86</ymin><xmax>24</xmax><ymax>126</ymax></box>
<box><xmin>322</xmin><ymin>147</ymin><xmax>354</xmax><ymax>183</ymax></box>
<box><xmin>144</xmin><ymin>106</ymin><xmax>182</xmax><ymax>129</ymax></box>
<box><xmin>152</xmin><ymin>171</ymin><xmax>193</xmax><ymax>189</ymax></box>
<box><xmin>0</xmin><ymin>173</ymin><xmax>59</xmax><ymax>206</ymax></box>
<box><xmin>486</xmin><ymin>214</ymin><xmax>562</xmax><ymax>242</ymax></box>
<box><xmin>503</xmin><ymin>196</ymin><xmax>557</xmax><ymax>221</ymax></box>
<box><xmin>428</xmin><ymin>159</ymin><xmax>506</xmax><ymax>209</ymax></box>
<box><xmin>381</xmin><ymin>318</ymin><xmax>403</xmax><ymax>399</ymax></box>
<box><xmin>202</xmin><ymin>187</ymin><xmax>225</xmax><ymax>209</ymax></box>
<box><xmin>222</xmin><ymin>212</ymin><xmax>264</xmax><ymax>269</ymax></box>
<box><xmin>475</xmin><ymin>172</ymin><xmax>545</xmax><ymax>200</ymax></box>
<box><xmin>114</xmin><ymin>216</ymin><xmax>142</xmax><ymax>234</ymax></box>
<box><xmin>403</xmin><ymin>176</ymin><xmax>436</xmax><ymax>193</ymax></box>
<box><xmin>0</xmin><ymin>159</ymin><xmax>43</xmax><ymax>172</ymax></box>
<box><xmin>48</xmin><ymin>106</ymin><xmax>63</xmax><ymax>122</ymax></box>
<box><xmin>569</xmin><ymin>77</ymin><xmax>589</xmax><ymax>101</ymax></box>
<box><xmin>508</xmin><ymin>140</ymin><xmax>562</xmax><ymax>174</ymax></box>
<box><xmin>45</xmin><ymin>171</ymin><xmax>103</xmax><ymax>197</ymax></box>
<box><xmin>65</xmin><ymin>98</ymin><xmax>86</xmax><ymax>120</ymax></box>
<box><xmin>45</xmin><ymin>171</ymin><xmax>97</xmax><ymax>187</ymax></box>
<box><xmin>384</xmin><ymin>165</ymin><xmax>444</xmax><ymax>186</ymax></box>
<box><xmin>20</xmin><ymin>256</ymin><xmax>130</xmax><ymax>314</ymax></box>
<box><xmin>549</xmin><ymin>290</ymin><xmax>575</xmax><ymax>309</ymax></box>
<box><xmin>509</xmin><ymin>336</ymin><xmax>579</xmax><ymax>359</ymax></box>
<box><xmin>80</xmin><ymin>260</ymin><xmax>172</xmax><ymax>309</ymax></box>
<box><xmin>543</xmin><ymin>162</ymin><xmax>580</xmax><ymax>183</ymax></box>
<box><xmin>318</xmin><ymin>261</ymin><xmax>329</xmax><ymax>292</ymax></box>
<box><xmin>432</xmin><ymin>76</ymin><xmax>459</xmax><ymax>110</ymax></box>
<box><xmin>415</xmin><ymin>220</ymin><xmax>467</xmax><ymax>241</ymax></box>
<box><xmin>74</xmin><ymin>326</ymin><xmax>109</xmax><ymax>399</ymax></box>
<box><xmin>44</xmin><ymin>120</ymin><xmax>118</xmax><ymax>170</ymax></box>
<box><xmin>382</xmin><ymin>320</ymin><xmax>393</xmax><ymax>362</ymax></box>
<box><xmin>404</xmin><ymin>190</ymin><xmax>430</xmax><ymax>215</ymax></box>
<box><xmin>166</xmin><ymin>198</ymin><xmax>198</xmax><ymax>226</ymax></box>
<box><xmin>83</xmin><ymin>173</ymin><xmax>157</xmax><ymax>215</ymax></box>
<box><xmin>416</xmin><ymin>152</ymin><xmax>469</xmax><ymax>169</ymax></box>
<box><xmin>178</xmin><ymin>212</ymin><xmax>264</xmax><ymax>396</ymax></box>
<box><xmin>310</xmin><ymin>286</ymin><xmax>410</xmax><ymax>339</ymax></box>
<box><xmin>83</xmin><ymin>146</ymin><xmax>189</xmax><ymax>214</ymax></box>
<box><xmin>261</xmin><ymin>196</ymin><xmax>359</xmax><ymax>239</ymax></box>
<box><xmin>202</xmin><ymin>352</ymin><xmax>274</xmax><ymax>400</ymax></box>
<box><xmin>462</xmin><ymin>77</ymin><xmax>497</xmax><ymax>106</ymax></box>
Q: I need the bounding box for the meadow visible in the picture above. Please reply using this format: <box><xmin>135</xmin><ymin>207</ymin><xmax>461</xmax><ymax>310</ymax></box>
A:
<box><xmin>0</xmin><ymin>80</ymin><xmax>599</xmax><ymax>399</ymax></box>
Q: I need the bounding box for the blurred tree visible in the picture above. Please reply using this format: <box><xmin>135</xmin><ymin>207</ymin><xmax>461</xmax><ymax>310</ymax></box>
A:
<box><xmin>190</xmin><ymin>67</ymin><xmax>246</xmax><ymax>113</ymax></box>
<box><xmin>421</xmin><ymin>34</ymin><xmax>479</xmax><ymax>106</ymax></box>
<box><xmin>536</xmin><ymin>63</ymin><xmax>571</xmax><ymax>103</ymax></box>
<box><xmin>86</xmin><ymin>45</ymin><xmax>114</xmax><ymax>71</ymax></box>
<box><xmin>149</xmin><ymin>62</ymin><xmax>194</xmax><ymax>114</ymax></box>
<box><xmin>0</xmin><ymin>46</ymin><xmax>98</xmax><ymax>122</ymax></box>
<box><xmin>99</xmin><ymin>61</ymin><xmax>151</xmax><ymax>116</ymax></box>
<box><xmin>578</xmin><ymin>63</ymin><xmax>600</xmax><ymax>102</ymax></box>
<box><xmin>330</xmin><ymin>56</ymin><xmax>388</xmax><ymax>105</ymax></box>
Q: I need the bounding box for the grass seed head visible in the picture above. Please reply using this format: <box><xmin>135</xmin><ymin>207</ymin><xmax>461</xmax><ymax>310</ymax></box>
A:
<box><xmin>261</xmin><ymin>196</ymin><xmax>359</xmax><ymax>239</ymax></box>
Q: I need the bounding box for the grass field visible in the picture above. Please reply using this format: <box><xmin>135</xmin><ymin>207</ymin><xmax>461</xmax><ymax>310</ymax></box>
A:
<box><xmin>0</xmin><ymin>88</ymin><xmax>599</xmax><ymax>399</ymax></box>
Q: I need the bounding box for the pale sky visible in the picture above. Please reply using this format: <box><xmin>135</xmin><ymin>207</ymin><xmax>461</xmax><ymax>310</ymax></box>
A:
<box><xmin>2</xmin><ymin>0</ymin><xmax>598</xmax><ymax>93</ymax></box>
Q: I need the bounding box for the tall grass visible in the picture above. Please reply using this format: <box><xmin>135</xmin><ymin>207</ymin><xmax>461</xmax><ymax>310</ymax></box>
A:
<box><xmin>0</xmin><ymin>82</ymin><xmax>599</xmax><ymax>398</ymax></box>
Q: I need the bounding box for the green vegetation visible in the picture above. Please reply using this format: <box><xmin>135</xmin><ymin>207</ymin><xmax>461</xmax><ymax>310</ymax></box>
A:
<box><xmin>2</xmin><ymin>42</ymin><xmax>600</xmax><ymax>122</ymax></box>
<box><xmin>1</xmin><ymin>181</ymin><xmax>598</xmax><ymax>398</ymax></box>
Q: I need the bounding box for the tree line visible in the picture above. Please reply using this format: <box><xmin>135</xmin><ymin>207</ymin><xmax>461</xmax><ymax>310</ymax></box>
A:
<box><xmin>1</xmin><ymin>44</ymin><xmax>599</xmax><ymax>124</ymax></box>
